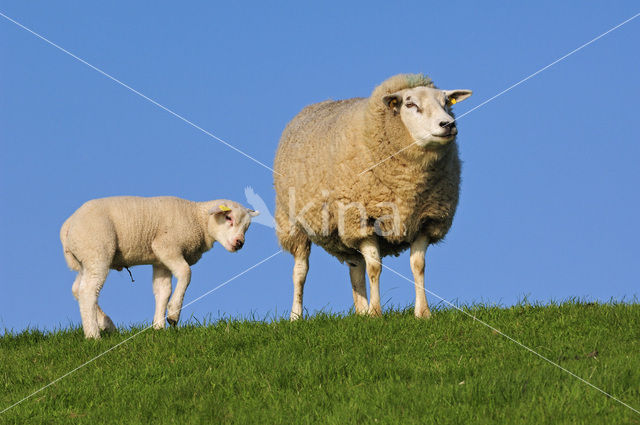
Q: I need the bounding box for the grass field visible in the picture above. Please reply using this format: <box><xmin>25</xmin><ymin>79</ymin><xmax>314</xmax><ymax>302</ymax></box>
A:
<box><xmin>1</xmin><ymin>301</ymin><xmax>639</xmax><ymax>424</ymax></box>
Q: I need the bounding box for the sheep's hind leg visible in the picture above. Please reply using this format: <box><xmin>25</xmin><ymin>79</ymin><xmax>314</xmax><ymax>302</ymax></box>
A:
<box><xmin>152</xmin><ymin>265</ymin><xmax>172</xmax><ymax>329</ymax></box>
<box><xmin>360</xmin><ymin>238</ymin><xmax>382</xmax><ymax>317</ymax></box>
<box><xmin>78</xmin><ymin>266</ymin><xmax>109</xmax><ymax>339</ymax></box>
<box><xmin>410</xmin><ymin>234</ymin><xmax>431</xmax><ymax>319</ymax></box>
<box><xmin>290</xmin><ymin>242</ymin><xmax>310</xmax><ymax>321</ymax></box>
<box><xmin>348</xmin><ymin>259</ymin><xmax>368</xmax><ymax>315</ymax></box>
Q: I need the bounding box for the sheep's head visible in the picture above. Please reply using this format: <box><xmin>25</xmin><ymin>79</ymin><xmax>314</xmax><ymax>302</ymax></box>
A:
<box><xmin>208</xmin><ymin>200</ymin><xmax>259</xmax><ymax>252</ymax></box>
<box><xmin>383</xmin><ymin>87</ymin><xmax>472</xmax><ymax>149</ymax></box>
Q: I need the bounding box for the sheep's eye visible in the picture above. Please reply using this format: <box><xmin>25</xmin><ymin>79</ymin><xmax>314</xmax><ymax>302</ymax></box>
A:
<box><xmin>405</xmin><ymin>101</ymin><xmax>422</xmax><ymax>113</ymax></box>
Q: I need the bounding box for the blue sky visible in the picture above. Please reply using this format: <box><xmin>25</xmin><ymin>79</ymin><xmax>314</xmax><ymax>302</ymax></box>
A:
<box><xmin>1</xmin><ymin>2</ymin><xmax>638</xmax><ymax>333</ymax></box>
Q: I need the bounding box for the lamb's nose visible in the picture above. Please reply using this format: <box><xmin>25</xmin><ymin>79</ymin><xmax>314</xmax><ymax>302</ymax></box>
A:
<box><xmin>235</xmin><ymin>240</ymin><xmax>244</xmax><ymax>249</ymax></box>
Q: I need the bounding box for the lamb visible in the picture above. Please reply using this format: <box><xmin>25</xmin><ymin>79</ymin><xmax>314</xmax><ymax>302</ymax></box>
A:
<box><xmin>273</xmin><ymin>73</ymin><xmax>472</xmax><ymax>320</ymax></box>
<box><xmin>60</xmin><ymin>196</ymin><xmax>259</xmax><ymax>339</ymax></box>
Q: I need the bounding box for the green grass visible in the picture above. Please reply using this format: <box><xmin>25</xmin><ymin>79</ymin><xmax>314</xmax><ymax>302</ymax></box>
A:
<box><xmin>1</xmin><ymin>302</ymin><xmax>639</xmax><ymax>424</ymax></box>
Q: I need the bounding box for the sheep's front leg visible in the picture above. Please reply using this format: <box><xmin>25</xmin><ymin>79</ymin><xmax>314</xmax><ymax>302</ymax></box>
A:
<box><xmin>152</xmin><ymin>265</ymin><xmax>173</xmax><ymax>329</ymax></box>
<box><xmin>410</xmin><ymin>234</ymin><xmax>431</xmax><ymax>318</ymax></box>
<box><xmin>360</xmin><ymin>238</ymin><xmax>382</xmax><ymax>317</ymax></box>
<box><xmin>348</xmin><ymin>259</ymin><xmax>368</xmax><ymax>315</ymax></box>
<box><xmin>153</xmin><ymin>247</ymin><xmax>191</xmax><ymax>327</ymax></box>
<box><xmin>290</xmin><ymin>251</ymin><xmax>309</xmax><ymax>321</ymax></box>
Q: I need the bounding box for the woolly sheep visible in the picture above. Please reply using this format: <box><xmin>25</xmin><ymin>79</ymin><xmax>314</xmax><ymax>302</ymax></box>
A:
<box><xmin>60</xmin><ymin>196</ymin><xmax>259</xmax><ymax>339</ymax></box>
<box><xmin>273</xmin><ymin>74</ymin><xmax>472</xmax><ymax>319</ymax></box>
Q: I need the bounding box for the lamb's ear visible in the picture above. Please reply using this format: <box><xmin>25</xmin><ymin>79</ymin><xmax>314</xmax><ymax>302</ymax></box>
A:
<box><xmin>382</xmin><ymin>92</ymin><xmax>403</xmax><ymax>114</ymax></box>
<box><xmin>209</xmin><ymin>202</ymin><xmax>232</xmax><ymax>216</ymax></box>
<box><xmin>248</xmin><ymin>209</ymin><xmax>260</xmax><ymax>217</ymax></box>
<box><xmin>444</xmin><ymin>90</ymin><xmax>472</xmax><ymax>105</ymax></box>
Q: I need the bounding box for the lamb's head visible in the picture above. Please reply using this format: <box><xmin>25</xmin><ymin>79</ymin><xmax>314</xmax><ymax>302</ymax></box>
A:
<box><xmin>208</xmin><ymin>200</ymin><xmax>259</xmax><ymax>252</ymax></box>
<box><xmin>383</xmin><ymin>87</ymin><xmax>472</xmax><ymax>149</ymax></box>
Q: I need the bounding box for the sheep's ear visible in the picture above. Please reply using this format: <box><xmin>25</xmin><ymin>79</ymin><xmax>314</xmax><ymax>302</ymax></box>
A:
<box><xmin>248</xmin><ymin>209</ymin><xmax>260</xmax><ymax>217</ymax></box>
<box><xmin>444</xmin><ymin>90</ymin><xmax>472</xmax><ymax>105</ymax></box>
<box><xmin>382</xmin><ymin>92</ymin><xmax>403</xmax><ymax>114</ymax></box>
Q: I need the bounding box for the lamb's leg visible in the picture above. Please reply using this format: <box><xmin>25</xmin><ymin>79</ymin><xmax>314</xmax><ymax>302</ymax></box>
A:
<box><xmin>78</xmin><ymin>265</ymin><xmax>109</xmax><ymax>339</ymax></box>
<box><xmin>290</xmin><ymin>249</ymin><xmax>309</xmax><ymax>321</ymax></box>
<box><xmin>71</xmin><ymin>271</ymin><xmax>82</xmax><ymax>301</ymax></box>
<box><xmin>410</xmin><ymin>234</ymin><xmax>431</xmax><ymax>319</ymax></box>
<box><xmin>156</xmin><ymin>254</ymin><xmax>191</xmax><ymax>327</ymax></box>
<box><xmin>73</xmin><ymin>271</ymin><xmax>115</xmax><ymax>333</ymax></box>
<box><xmin>152</xmin><ymin>265</ymin><xmax>173</xmax><ymax>329</ymax></box>
<box><xmin>360</xmin><ymin>238</ymin><xmax>382</xmax><ymax>317</ymax></box>
<box><xmin>96</xmin><ymin>305</ymin><xmax>116</xmax><ymax>332</ymax></box>
<box><xmin>75</xmin><ymin>269</ymin><xmax>115</xmax><ymax>332</ymax></box>
<box><xmin>348</xmin><ymin>259</ymin><xmax>368</xmax><ymax>315</ymax></box>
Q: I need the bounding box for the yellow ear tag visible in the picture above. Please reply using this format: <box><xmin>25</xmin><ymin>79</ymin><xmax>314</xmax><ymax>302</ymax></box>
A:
<box><xmin>219</xmin><ymin>205</ymin><xmax>231</xmax><ymax>212</ymax></box>
<box><xmin>449</xmin><ymin>98</ymin><xmax>457</xmax><ymax>105</ymax></box>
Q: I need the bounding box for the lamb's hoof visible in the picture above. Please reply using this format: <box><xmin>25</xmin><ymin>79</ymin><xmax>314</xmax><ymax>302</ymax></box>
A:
<box><xmin>99</xmin><ymin>316</ymin><xmax>116</xmax><ymax>332</ymax></box>
<box><xmin>83</xmin><ymin>330</ymin><xmax>101</xmax><ymax>340</ymax></box>
<box><xmin>166</xmin><ymin>317</ymin><xmax>178</xmax><ymax>327</ymax></box>
<box><xmin>152</xmin><ymin>320</ymin><xmax>166</xmax><ymax>330</ymax></box>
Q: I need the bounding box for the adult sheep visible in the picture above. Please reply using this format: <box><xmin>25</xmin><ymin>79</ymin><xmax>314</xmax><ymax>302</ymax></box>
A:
<box><xmin>274</xmin><ymin>73</ymin><xmax>472</xmax><ymax>320</ymax></box>
<box><xmin>61</xmin><ymin>196</ymin><xmax>258</xmax><ymax>339</ymax></box>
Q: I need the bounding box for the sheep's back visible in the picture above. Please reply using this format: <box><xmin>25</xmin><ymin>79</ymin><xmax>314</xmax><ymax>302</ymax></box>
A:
<box><xmin>275</xmin><ymin>98</ymin><xmax>366</xmax><ymax>183</ymax></box>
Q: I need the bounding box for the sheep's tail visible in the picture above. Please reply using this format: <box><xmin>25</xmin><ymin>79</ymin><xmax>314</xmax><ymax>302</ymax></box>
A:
<box><xmin>60</xmin><ymin>217</ymin><xmax>81</xmax><ymax>271</ymax></box>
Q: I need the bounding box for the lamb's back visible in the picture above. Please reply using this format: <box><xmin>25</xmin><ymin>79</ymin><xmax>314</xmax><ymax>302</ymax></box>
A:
<box><xmin>65</xmin><ymin>196</ymin><xmax>202</xmax><ymax>267</ymax></box>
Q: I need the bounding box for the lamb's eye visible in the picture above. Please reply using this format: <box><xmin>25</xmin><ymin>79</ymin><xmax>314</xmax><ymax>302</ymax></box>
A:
<box><xmin>406</xmin><ymin>102</ymin><xmax>417</xmax><ymax>109</ymax></box>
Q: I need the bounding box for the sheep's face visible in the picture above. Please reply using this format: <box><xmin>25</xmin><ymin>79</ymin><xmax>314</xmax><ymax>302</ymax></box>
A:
<box><xmin>383</xmin><ymin>87</ymin><xmax>472</xmax><ymax>149</ymax></box>
<box><xmin>208</xmin><ymin>201</ymin><xmax>259</xmax><ymax>252</ymax></box>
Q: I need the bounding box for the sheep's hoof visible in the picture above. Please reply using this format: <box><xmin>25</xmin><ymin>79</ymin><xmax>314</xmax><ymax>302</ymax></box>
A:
<box><xmin>289</xmin><ymin>312</ymin><xmax>302</xmax><ymax>321</ymax></box>
<box><xmin>367</xmin><ymin>307</ymin><xmax>383</xmax><ymax>318</ymax></box>
<box><xmin>415</xmin><ymin>308</ymin><xmax>432</xmax><ymax>319</ymax></box>
<box><xmin>166</xmin><ymin>317</ymin><xmax>178</xmax><ymax>327</ymax></box>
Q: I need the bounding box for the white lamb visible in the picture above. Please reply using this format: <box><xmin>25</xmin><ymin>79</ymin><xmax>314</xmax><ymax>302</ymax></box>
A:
<box><xmin>60</xmin><ymin>196</ymin><xmax>259</xmax><ymax>339</ymax></box>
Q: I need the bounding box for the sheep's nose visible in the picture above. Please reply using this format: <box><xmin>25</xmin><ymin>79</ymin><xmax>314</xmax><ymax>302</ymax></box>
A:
<box><xmin>235</xmin><ymin>240</ymin><xmax>244</xmax><ymax>249</ymax></box>
<box><xmin>439</xmin><ymin>120</ymin><xmax>455</xmax><ymax>129</ymax></box>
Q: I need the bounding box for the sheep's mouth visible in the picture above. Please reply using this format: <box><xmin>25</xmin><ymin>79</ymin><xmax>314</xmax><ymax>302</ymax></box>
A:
<box><xmin>417</xmin><ymin>135</ymin><xmax>454</xmax><ymax>149</ymax></box>
<box><xmin>431</xmin><ymin>134</ymin><xmax>455</xmax><ymax>141</ymax></box>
